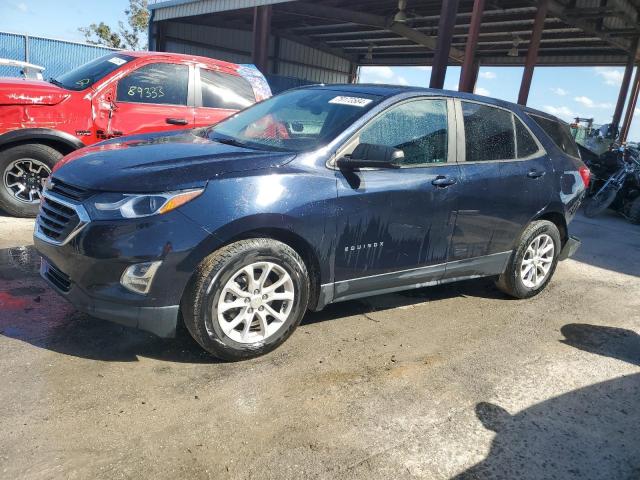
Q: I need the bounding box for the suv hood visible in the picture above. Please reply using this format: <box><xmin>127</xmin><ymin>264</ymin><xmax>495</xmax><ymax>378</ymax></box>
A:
<box><xmin>52</xmin><ymin>130</ymin><xmax>296</xmax><ymax>193</ymax></box>
<box><xmin>0</xmin><ymin>78</ymin><xmax>70</xmax><ymax>105</ymax></box>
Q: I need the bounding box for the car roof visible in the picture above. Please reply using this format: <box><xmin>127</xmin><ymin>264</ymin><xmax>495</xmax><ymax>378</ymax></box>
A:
<box><xmin>117</xmin><ymin>50</ymin><xmax>243</xmax><ymax>70</ymax></box>
<box><xmin>302</xmin><ymin>83</ymin><xmax>564</xmax><ymax>122</ymax></box>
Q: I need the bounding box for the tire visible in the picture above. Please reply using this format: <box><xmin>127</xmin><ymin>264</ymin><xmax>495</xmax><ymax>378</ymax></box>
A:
<box><xmin>496</xmin><ymin>220</ymin><xmax>561</xmax><ymax>299</ymax></box>
<box><xmin>583</xmin><ymin>184</ymin><xmax>617</xmax><ymax>218</ymax></box>
<box><xmin>181</xmin><ymin>238</ymin><xmax>310</xmax><ymax>361</ymax></box>
<box><xmin>628</xmin><ymin>196</ymin><xmax>640</xmax><ymax>225</ymax></box>
<box><xmin>0</xmin><ymin>144</ymin><xmax>61</xmax><ymax>217</ymax></box>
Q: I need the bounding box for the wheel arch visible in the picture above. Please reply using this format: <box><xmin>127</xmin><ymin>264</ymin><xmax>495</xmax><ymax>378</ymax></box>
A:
<box><xmin>0</xmin><ymin>128</ymin><xmax>84</xmax><ymax>156</ymax></box>
<box><xmin>534</xmin><ymin>210</ymin><xmax>568</xmax><ymax>246</ymax></box>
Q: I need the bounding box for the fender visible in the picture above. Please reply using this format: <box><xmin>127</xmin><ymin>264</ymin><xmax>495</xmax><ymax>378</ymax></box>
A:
<box><xmin>0</xmin><ymin>128</ymin><xmax>84</xmax><ymax>151</ymax></box>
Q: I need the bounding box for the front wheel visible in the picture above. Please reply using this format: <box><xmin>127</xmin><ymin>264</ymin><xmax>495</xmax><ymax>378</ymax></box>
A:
<box><xmin>182</xmin><ymin>238</ymin><xmax>310</xmax><ymax>361</ymax></box>
<box><xmin>0</xmin><ymin>144</ymin><xmax>61</xmax><ymax>217</ymax></box>
<box><xmin>496</xmin><ymin>220</ymin><xmax>561</xmax><ymax>299</ymax></box>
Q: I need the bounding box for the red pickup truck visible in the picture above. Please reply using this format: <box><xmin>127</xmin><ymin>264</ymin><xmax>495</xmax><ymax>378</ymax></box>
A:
<box><xmin>0</xmin><ymin>51</ymin><xmax>271</xmax><ymax>217</ymax></box>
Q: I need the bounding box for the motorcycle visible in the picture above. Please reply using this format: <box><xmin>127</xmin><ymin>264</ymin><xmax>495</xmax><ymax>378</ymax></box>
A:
<box><xmin>583</xmin><ymin>145</ymin><xmax>640</xmax><ymax>223</ymax></box>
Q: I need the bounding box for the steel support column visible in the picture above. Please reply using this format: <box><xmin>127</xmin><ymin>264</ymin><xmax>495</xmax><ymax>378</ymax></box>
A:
<box><xmin>429</xmin><ymin>0</ymin><xmax>461</xmax><ymax>89</ymax></box>
<box><xmin>517</xmin><ymin>0</ymin><xmax>549</xmax><ymax>105</ymax></box>
<box><xmin>252</xmin><ymin>5</ymin><xmax>272</xmax><ymax>74</ymax></box>
<box><xmin>620</xmin><ymin>64</ymin><xmax>640</xmax><ymax>143</ymax></box>
<box><xmin>459</xmin><ymin>0</ymin><xmax>485</xmax><ymax>92</ymax></box>
<box><xmin>611</xmin><ymin>37</ymin><xmax>639</xmax><ymax>136</ymax></box>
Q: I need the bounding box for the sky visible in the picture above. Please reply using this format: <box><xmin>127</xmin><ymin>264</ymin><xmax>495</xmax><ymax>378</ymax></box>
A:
<box><xmin>359</xmin><ymin>64</ymin><xmax>640</xmax><ymax>142</ymax></box>
<box><xmin>2</xmin><ymin>0</ymin><xmax>639</xmax><ymax>142</ymax></box>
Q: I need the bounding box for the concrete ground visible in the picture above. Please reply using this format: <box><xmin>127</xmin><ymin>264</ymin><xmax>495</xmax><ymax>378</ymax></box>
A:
<box><xmin>0</xmin><ymin>211</ymin><xmax>639</xmax><ymax>479</ymax></box>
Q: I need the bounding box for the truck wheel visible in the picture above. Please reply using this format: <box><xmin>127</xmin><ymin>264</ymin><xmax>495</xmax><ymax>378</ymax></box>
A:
<box><xmin>0</xmin><ymin>144</ymin><xmax>61</xmax><ymax>217</ymax></box>
<box><xmin>628</xmin><ymin>197</ymin><xmax>640</xmax><ymax>225</ymax></box>
<box><xmin>182</xmin><ymin>238</ymin><xmax>310</xmax><ymax>361</ymax></box>
<box><xmin>496</xmin><ymin>220</ymin><xmax>561</xmax><ymax>299</ymax></box>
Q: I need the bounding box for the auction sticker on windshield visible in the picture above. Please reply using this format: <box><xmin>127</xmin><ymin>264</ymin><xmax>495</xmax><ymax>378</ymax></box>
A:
<box><xmin>328</xmin><ymin>96</ymin><xmax>373</xmax><ymax>107</ymax></box>
<box><xmin>108</xmin><ymin>57</ymin><xmax>127</xmax><ymax>66</ymax></box>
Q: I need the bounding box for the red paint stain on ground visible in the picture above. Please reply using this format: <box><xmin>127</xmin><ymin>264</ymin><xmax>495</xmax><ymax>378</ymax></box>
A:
<box><xmin>0</xmin><ymin>292</ymin><xmax>28</xmax><ymax>309</ymax></box>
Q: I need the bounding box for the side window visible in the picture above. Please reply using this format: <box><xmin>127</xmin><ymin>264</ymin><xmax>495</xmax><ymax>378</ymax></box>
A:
<box><xmin>201</xmin><ymin>69</ymin><xmax>255</xmax><ymax>110</ymax></box>
<box><xmin>461</xmin><ymin>102</ymin><xmax>515</xmax><ymax>161</ymax></box>
<box><xmin>515</xmin><ymin>116</ymin><xmax>539</xmax><ymax>158</ymax></box>
<box><xmin>117</xmin><ymin>63</ymin><xmax>189</xmax><ymax>106</ymax></box>
<box><xmin>358</xmin><ymin>99</ymin><xmax>448</xmax><ymax>166</ymax></box>
<box><xmin>529</xmin><ymin>114</ymin><xmax>580</xmax><ymax>158</ymax></box>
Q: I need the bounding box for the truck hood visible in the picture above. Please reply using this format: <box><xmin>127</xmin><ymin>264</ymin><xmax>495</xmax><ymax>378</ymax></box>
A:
<box><xmin>0</xmin><ymin>78</ymin><xmax>70</xmax><ymax>105</ymax></box>
<box><xmin>52</xmin><ymin>130</ymin><xmax>296</xmax><ymax>193</ymax></box>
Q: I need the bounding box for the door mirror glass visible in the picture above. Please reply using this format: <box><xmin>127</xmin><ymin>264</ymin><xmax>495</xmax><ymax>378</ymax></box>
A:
<box><xmin>337</xmin><ymin>143</ymin><xmax>404</xmax><ymax>169</ymax></box>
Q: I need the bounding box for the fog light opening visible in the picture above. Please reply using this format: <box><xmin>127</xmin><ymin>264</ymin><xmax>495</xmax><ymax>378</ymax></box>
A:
<box><xmin>120</xmin><ymin>261</ymin><xmax>162</xmax><ymax>295</ymax></box>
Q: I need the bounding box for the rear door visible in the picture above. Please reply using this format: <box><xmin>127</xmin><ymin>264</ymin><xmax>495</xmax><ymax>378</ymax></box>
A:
<box><xmin>446</xmin><ymin>100</ymin><xmax>554</xmax><ymax>278</ymax></box>
<box><xmin>332</xmin><ymin>97</ymin><xmax>461</xmax><ymax>301</ymax></box>
<box><xmin>194</xmin><ymin>67</ymin><xmax>256</xmax><ymax>128</ymax></box>
<box><xmin>109</xmin><ymin>62</ymin><xmax>195</xmax><ymax>136</ymax></box>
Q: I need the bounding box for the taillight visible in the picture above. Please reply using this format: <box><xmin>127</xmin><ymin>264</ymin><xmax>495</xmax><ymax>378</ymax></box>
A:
<box><xmin>578</xmin><ymin>166</ymin><xmax>590</xmax><ymax>188</ymax></box>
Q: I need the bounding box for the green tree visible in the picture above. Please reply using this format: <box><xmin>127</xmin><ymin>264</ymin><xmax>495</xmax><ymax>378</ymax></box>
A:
<box><xmin>79</xmin><ymin>0</ymin><xmax>149</xmax><ymax>50</ymax></box>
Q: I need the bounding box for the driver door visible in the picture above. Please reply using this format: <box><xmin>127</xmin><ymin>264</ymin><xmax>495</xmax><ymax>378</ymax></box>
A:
<box><xmin>332</xmin><ymin>97</ymin><xmax>461</xmax><ymax>301</ymax></box>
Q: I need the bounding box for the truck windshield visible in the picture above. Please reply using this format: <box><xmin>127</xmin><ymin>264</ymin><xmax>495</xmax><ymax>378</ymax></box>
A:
<box><xmin>209</xmin><ymin>89</ymin><xmax>382</xmax><ymax>152</ymax></box>
<box><xmin>53</xmin><ymin>53</ymin><xmax>135</xmax><ymax>91</ymax></box>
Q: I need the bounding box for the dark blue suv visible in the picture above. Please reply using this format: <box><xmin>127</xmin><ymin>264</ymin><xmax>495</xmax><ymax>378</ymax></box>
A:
<box><xmin>34</xmin><ymin>85</ymin><xmax>588</xmax><ymax>360</ymax></box>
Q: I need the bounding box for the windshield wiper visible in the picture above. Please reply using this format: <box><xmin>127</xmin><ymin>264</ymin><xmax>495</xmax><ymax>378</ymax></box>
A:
<box><xmin>49</xmin><ymin>78</ymin><xmax>64</xmax><ymax>88</ymax></box>
<box><xmin>212</xmin><ymin>136</ymin><xmax>253</xmax><ymax>149</ymax></box>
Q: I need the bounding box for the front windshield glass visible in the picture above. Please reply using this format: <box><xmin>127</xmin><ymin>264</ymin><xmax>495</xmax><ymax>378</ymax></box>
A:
<box><xmin>54</xmin><ymin>53</ymin><xmax>135</xmax><ymax>91</ymax></box>
<box><xmin>209</xmin><ymin>89</ymin><xmax>382</xmax><ymax>152</ymax></box>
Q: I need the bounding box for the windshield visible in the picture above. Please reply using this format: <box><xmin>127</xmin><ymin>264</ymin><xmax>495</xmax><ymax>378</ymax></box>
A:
<box><xmin>209</xmin><ymin>89</ymin><xmax>382</xmax><ymax>152</ymax></box>
<box><xmin>54</xmin><ymin>53</ymin><xmax>135</xmax><ymax>91</ymax></box>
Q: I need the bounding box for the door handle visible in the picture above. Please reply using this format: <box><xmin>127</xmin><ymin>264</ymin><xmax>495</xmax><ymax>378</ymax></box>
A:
<box><xmin>432</xmin><ymin>176</ymin><xmax>457</xmax><ymax>187</ymax></box>
<box><xmin>527</xmin><ymin>169</ymin><xmax>546</xmax><ymax>179</ymax></box>
<box><xmin>166</xmin><ymin>118</ymin><xmax>189</xmax><ymax>125</ymax></box>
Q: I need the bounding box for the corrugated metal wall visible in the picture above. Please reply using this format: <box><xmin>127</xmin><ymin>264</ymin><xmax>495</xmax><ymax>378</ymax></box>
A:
<box><xmin>161</xmin><ymin>21</ymin><xmax>351</xmax><ymax>83</ymax></box>
<box><xmin>0</xmin><ymin>32</ymin><xmax>118</xmax><ymax>79</ymax></box>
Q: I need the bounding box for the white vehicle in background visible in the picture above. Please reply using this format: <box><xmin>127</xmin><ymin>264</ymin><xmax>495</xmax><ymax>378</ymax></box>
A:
<box><xmin>0</xmin><ymin>58</ymin><xmax>45</xmax><ymax>80</ymax></box>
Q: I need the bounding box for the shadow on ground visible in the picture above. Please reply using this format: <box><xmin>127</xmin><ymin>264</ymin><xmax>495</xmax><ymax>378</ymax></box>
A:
<box><xmin>0</xmin><ymin>245</ymin><xmax>508</xmax><ymax>363</ymax></box>
<box><xmin>454</xmin><ymin>324</ymin><xmax>640</xmax><ymax>479</ymax></box>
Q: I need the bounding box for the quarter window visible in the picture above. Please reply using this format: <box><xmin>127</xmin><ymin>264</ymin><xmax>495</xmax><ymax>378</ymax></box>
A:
<box><xmin>529</xmin><ymin>114</ymin><xmax>580</xmax><ymax>158</ymax></box>
<box><xmin>461</xmin><ymin>102</ymin><xmax>515</xmax><ymax>161</ymax></box>
<box><xmin>358</xmin><ymin>99</ymin><xmax>448</xmax><ymax>166</ymax></box>
<box><xmin>200</xmin><ymin>69</ymin><xmax>255</xmax><ymax>110</ymax></box>
<box><xmin>117</xmin><ymin>63</ymin><xmax>189</xmax><ymax>106</ymax></box>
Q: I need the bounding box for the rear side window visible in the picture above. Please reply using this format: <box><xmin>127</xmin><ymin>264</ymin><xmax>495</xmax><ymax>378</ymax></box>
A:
<box><xmin>462</xmin><ymin>102</ymin><xmax>516</xmax><ymax>161</ymax></box>
<box><xmin>117</xmin><ymin>63</ymin><xmax>189</xmax><ymax>106</ymax></box>
<box><xmin>515</xmin><ymin>116</ymin><xmax>539</xmax><ymax>157</ymax></box>
<box><xmin>201</xmin><ymin>69</ymin><xmax>255</xmax><ymax>110</ymax></box>
<box><xmin>529</xmin><ymin>114</ymin><xmax>580</xmax><ymax>158</ymax></box>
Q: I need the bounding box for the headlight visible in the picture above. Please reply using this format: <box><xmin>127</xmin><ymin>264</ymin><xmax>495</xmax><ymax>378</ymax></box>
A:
<box><xmin>87</xmin><ymin>188</ymin><xmax>204</xmax><ymax>220</ymax></box>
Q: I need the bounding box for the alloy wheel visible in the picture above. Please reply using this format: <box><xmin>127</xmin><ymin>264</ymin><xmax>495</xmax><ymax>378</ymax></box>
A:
<box><xmin>520</xmin><ymin>233</ymin><xmax>555</xmax><ymax>288</ymax></box>
<box><xmin>3</xmin><ymin>158</ymin><xmax>51</xmax><ymax>204</ymax></box>
<box><xmin>215</xmin><ymin>261</ymin><xmax>295</xmax><ymax>344</ymax></box>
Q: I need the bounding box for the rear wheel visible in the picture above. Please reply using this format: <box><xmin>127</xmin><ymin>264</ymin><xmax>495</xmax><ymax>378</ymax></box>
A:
<box><xmin>583</xmin><ymin>184</ymin><xmax>617</xmax><ymax>218</ymax></box>
<box><xmin>627</xmin><ymin>196</ymin><xmax>640</xmax><ymax>225</ymax></box>
<box><xmin>496</xmin><ymin>220</ymin><xmax>561</xmax><ymax>299</ymax></box>
<box><xmin>182</xmin><ymin>238</ymin><xmax>310</xmax><ymax>361</ymax></box>
<box><xmin>0</xmin><ymin>144</ymin><xmax>61</xmax><ymax>217</ymax></box>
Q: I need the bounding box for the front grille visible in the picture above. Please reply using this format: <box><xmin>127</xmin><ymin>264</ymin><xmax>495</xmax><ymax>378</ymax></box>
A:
<box><xmin>49</xmin><ymin>178</ymin><xmax>93</xmax><ymax>201</ymax></box>
<box><xmin>36</xmin><ymin>195</ymin><xmax>81</xmax><ymax>243</ymax></box>
<box><xmin>42</xmin><ymin>260</ymin><xmax>71</xmax><ymax>292</ymax></box>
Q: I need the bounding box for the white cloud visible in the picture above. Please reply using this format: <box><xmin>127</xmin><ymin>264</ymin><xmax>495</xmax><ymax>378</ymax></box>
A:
<box><xmin>396</xmin><ymin>75</ymin><xmax>409</xmax><ymax>86</ymax></box>
<box><xmin>479</xmin><ymin>71</ymin><xmax>496</xmax><ymax>80</ymax></box>
<box><xmin>14</xmin><ymin>2</ymin><xmax>28</xmax><ymax>12</ymax></box>
<box><xmin>541</xmin><ymin>105</ymin><xmax>576</xmax><ymax>121</ymax></box>
<box><xmin>365</xmin><ymin>66</ymin><xmax>394</xmax><ymax>79</ymax></box>
<box><xmin>550</xmin><ymin>87</ymin><xmax>568</xmax><ymax>96</ymax></box>
<box><xmin>574</xmin><ymin>96</ymin><xmax>594</xmax><ymax>107</ymax></box>
<box><xmin>574</xmin><ymin>96</ymin><xmax>614</xmax><ymax>109</ymax></box>
<box><xmin>475</xmin><ymin>87</ymin><xmax>491</xmax><ymax>96</ymax></box>
<box><xmin>594</xmin><ymin>67</ymin><xmax>624</xmax><ymax>86</ymax></box>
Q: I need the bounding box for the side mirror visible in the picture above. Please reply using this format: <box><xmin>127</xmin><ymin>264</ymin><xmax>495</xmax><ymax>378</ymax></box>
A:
<box><xmin>336</xmin><ymin>143</ymin><xmax>403</xmax><ymax>170</ymax></box>
<box><xmin>290</xmin><ymin>122</ymin><xmax>304</xmax><ymax>133</ymax></box>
